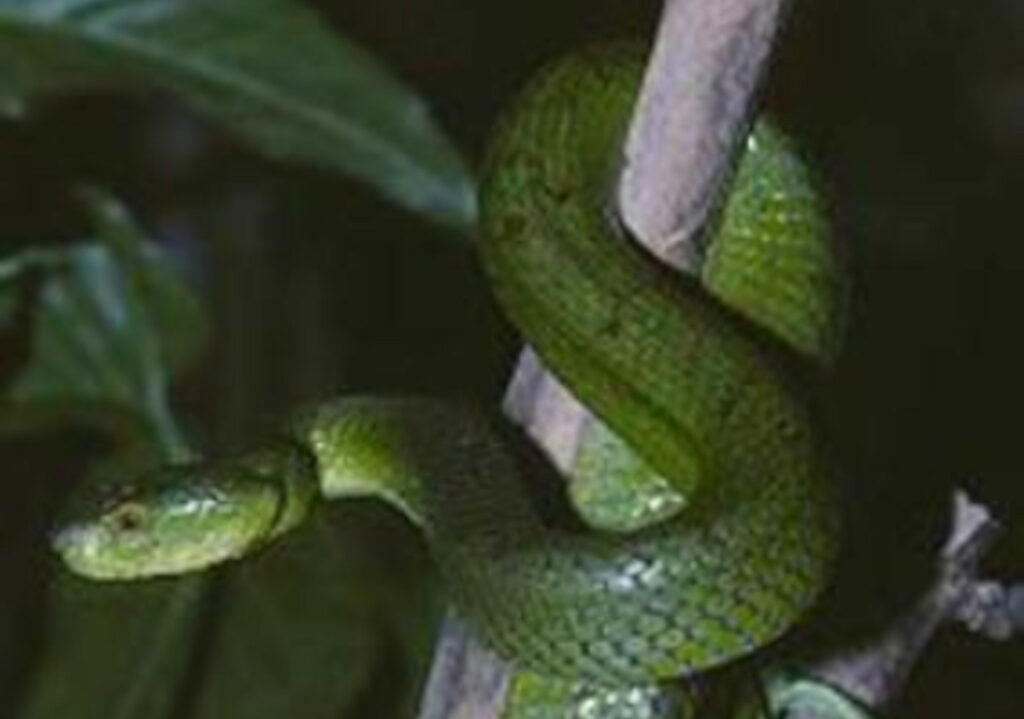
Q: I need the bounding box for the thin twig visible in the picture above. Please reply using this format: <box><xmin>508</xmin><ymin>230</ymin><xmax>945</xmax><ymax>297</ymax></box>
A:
<box><xmin>792</xmin><ymin>490</ymin><xmax>1018</xmax><ymax>718</ymax></box>
<box><xmin>416</xmin><ymin>614</ymin><xmax>509</xmax><ymax>719</ymax></box>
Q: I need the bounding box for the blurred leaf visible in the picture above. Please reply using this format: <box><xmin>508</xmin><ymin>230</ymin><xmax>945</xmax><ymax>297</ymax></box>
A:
<box><xmin>0</xmin><ymin>191</ymin><xmax>205</xmax><ymax>453</ymax></box>
<box><xmin>0</xmin><ymin>192</ymin><xmax>208</xmax><ymax>719</ymax></box>
<box><xmin>0</xmin><ymin>0</ymin><xmax>477</xmax><ymax>229</ymax></box>
<box><xmin>190</xmin><ymin>511</ymin><xmax>384</xmax><ymax>719</ymax></box>
<box><xmin>0</xmin><ymin>188</ymin><xmax>439</xmax><ymax>717</ymax></box>
<box><xmin>359</xmin><ymin>510</ymin><xmax>443</xmax><ymax>719</ymax></box>
<box><xmin>13</xmin><ymin>437</ymin><xmax>205</xmax><ymax>719</ymax></box>
<box><xmin>21</xmin><ymin>468</ymin><xmax>434</xmax><ymax>719</ymax></box>
<box><xmin>18</xmin><ymin>573</ymin><xmax>206</xmax><ymax>719</ymax></box>
<box><xmin>82</xmin><ymin>189</ymin><xmax>208</xmax><ymax>379</ymax></box>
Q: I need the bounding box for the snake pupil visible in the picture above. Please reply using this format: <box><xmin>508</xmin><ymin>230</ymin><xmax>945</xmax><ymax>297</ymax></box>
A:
<box><xmin>112</xmin><ymin>503</ymin><xmax>146</xmax><ymax>532</ymax></box>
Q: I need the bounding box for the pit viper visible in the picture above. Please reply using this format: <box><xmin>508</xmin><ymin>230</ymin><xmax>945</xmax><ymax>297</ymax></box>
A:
<box><xmin>52</xmin><ymin>44</ymin><xmax>853</xmax><ymax>719</ymax></box>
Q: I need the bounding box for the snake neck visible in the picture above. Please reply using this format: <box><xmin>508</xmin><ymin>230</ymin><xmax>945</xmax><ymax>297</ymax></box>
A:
<box><xmin>292</xmin><ymin>397</ymin><xmax>541</xmax><ymax>541</ymax></box>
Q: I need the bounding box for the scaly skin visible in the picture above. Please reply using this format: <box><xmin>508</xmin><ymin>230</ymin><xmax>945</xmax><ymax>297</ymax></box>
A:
<box><xmin>53</xmin><ymin>45</ymin><xmax>844</xmax><ymax>718</ymax></box>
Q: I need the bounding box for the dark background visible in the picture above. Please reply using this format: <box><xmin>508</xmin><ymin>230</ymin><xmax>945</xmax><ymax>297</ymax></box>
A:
<box><xmin>1</xmin><ymin>0</ymin><xmax>1023</xmax><ymax>716</ymax></box>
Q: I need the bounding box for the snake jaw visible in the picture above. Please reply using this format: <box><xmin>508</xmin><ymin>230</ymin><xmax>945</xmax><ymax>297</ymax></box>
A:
<box><xmin>52</xmin><ymin>464</ymin><xmax>291</xmax><ymax>580</ymax></box>
<box><xmin>51</xmin><ymin>521</ymin><xmax>110</xmax><ymax>579</ymax></box>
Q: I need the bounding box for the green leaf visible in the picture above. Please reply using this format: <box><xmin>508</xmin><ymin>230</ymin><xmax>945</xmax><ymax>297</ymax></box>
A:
<box><xmin>0</xmin><ymin>0</ymin><xmax>477</xmax><ymax>229</ymax></box>
<box><xmin>1</xmin><ymin>194</ymin><xmax>207</xmax><ymax>719</ymax></box>
<box><xmin>18</xmin><ymin>573</ymin><xmax>206</xmax><ymax>719</ymax></box>
<box><xmin>79</xmin><ymin>189</ymin><xmax>208</xmax><ymax>381</ymax></box>
<box><xmin>189</xmin><ymin>512</ymin><xmax>384</xmax><ymax>719</ymax></box>
<box><xmin>0</xmin><ymin>191</ymin><xmax>205</xmax><ymax>454</ymax></box>
<box><xmin>20</xmin><ymin>506</ymin><xmax>434</xmax><ymax>719</ymax></box>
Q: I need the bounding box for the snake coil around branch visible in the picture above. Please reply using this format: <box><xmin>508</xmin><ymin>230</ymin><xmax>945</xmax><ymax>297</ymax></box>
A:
<box><xmin>53</xmin><ymin>43</ymin><xmax>846</xmax><ymax>719</ymax></box>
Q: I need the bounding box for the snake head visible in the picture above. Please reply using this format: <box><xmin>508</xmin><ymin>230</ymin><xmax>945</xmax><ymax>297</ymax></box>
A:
<box><xmin>52</xmin><ymin>460</ymin><xmax>295</xmax><ymax>581</ymax></box>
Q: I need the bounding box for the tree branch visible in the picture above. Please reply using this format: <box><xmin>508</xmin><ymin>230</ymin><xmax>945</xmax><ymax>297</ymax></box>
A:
<box><xmin>416</xmin><ymin>1</ymin><xmax>792</xmax><ymax>716</ymax></box>
<box><xmin>619</xmin><ymin>0</ymin><xmax>792</xmax><ymax>270</ymax></box>
<box><xmin>787</xmin><ymin>490</ymin><xmax>1021</xmax><ymax>719</ymax></box>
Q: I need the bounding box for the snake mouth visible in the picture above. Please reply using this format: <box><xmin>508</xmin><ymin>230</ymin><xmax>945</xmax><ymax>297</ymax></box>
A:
<box><xmin>50</xmin><ymin>522</ymin><xmax>85</xmax><ymax>562</ymax></box>
<box><xmin>51</xmin><ymin>521</ymin><xmax>124</xmax><ymax>581</ymax></box>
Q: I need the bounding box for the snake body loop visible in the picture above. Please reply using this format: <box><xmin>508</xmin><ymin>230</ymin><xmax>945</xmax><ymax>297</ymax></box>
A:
<box><xmin>471</xmin><ymin>44</ymin><xmax>839</xmax><ymax>679</ymax></box>
<box><xmin>53</xmin><ymin>44</ymin><xmax>843</xmax><ymax>716</ymax></box>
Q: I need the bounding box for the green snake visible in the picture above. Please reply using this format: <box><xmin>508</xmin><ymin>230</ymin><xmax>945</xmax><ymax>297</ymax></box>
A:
<box><xmin>52</xmin><ymin>44</ymin><xmax>848</xmax><ymax>718</ymax></box>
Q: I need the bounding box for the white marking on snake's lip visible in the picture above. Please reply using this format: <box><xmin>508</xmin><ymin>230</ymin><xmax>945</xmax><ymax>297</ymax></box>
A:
<box><xmin>51</xmin><ymin>523</ymin><xmax>102</xmax><ymax>567</ymax></box>
<box><xmin>50</xmin><ymin>525</ymin><xmax>74</xmax><ymax>554</ymax></box>
<box><xmin>52</xmin><ymin>523</ymin><xmax>85</xmax><ymax>552</ymax></box>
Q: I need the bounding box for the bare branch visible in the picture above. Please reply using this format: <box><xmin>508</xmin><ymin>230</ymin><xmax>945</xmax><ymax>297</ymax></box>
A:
<box><xmin>619</xmin><ymin>0</ymin><xmax>793</xmax><ymax>271</ymax></box>
<box><xmin>798</xmin><ymin>490</ymin><xmax>1012</xmax><ymax>716</ymax></box>
<box><xmin>501</xmin><ymin>347</ymin><xmax>593</xmax><ymax>475</ymax></box>
<box><xmin>417</xmin><ymin>613</ymin><xmax>509</xmax><ymax>719</ymax></box>
<box><xmin>416</xmin><ymin>1</ymin><xmax>792</xmax><ymax>716</ymax></box>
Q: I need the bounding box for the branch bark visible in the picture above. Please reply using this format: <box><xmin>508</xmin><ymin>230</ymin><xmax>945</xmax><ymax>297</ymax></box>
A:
<box><xmin>417</xmin><ymin>0</ymin><xmax>792</xmax><ymax>716</ymax></box>
<box><xmin>787</xmin><ymin>490</ymin><xmax>1022</xmax><ymax>719</ymax></box>
<box><xmin>619</xmin><ymin>0</ymin><xmax>792</xmax><ymax>270</ymax></box>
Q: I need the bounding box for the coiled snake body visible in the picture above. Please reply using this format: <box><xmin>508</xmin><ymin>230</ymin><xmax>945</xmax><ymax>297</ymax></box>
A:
<box><xmin>54</xmin><ymin>45</ymin><xmax>844</xmax><ymax>718</ymax></box>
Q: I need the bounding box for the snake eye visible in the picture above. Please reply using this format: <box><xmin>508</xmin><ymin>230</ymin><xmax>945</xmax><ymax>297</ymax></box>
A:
<box><xmin>109</xmin><ymin>502</ymin><xmax>148</xmax><ymax>533</ymax></box>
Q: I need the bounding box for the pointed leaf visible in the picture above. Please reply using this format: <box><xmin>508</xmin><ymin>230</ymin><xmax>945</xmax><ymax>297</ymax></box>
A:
<box><xmin>189</xmin><ymin>512</ymin><xmax>382</xmax><ymax>719</ymax></box>
<box><xmin>18</xmin><ymin>573</ymin><xmax>206</xmax><ymax>719</ymax></box>
<box><xmin>0</xmin><ymin>192</ymin><xmax>204</xmax><ymax>452</ymax></box>
<box><xmin>0</xmin><ymin>0</ymin><xmax>477</xmax><ymax>228</ymax></box>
